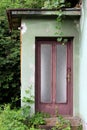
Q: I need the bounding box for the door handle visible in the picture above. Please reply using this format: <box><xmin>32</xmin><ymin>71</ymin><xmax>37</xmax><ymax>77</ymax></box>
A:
<box><xmin>67</xmin><ymin>73</ymin><xmax>70</xmax><ymax>82</ymax></box>
<box><xmin>67</xmin><ymin>68</ymin><xmax>71</xmax><ymax>83</ymax></box>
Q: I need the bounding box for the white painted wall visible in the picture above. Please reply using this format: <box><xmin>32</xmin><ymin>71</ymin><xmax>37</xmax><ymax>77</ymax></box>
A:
<box><xmin>79</xmin><ymin>0</ymin><xmax>87</xmax><ymax>129</ymax></box>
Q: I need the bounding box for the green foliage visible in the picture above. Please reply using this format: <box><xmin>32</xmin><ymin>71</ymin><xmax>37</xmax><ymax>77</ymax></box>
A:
<box><xmin>0</xmin><ymin>104</ymin><xmax>46</xmax><ymax>130</ymax></box>
<box><xmin>19</xmin><ymin>0</ymin><xmax>45</xmax><ymax>9</ymax></box>
<box><xmin>0</xmin><ymin>18</ymin><xmax>20</xmax><ymax>106</ymax></box>
<box><xmin>28</xmin><ymin>112</ymin><xmax>46</xmax><ymax>128</ymax></box>
<box><xmin>22</xmin><ymin>86</ymin><xmax>35</xmax><ymax>119</ymax></box>
<box><xmin>0</xmin><ymin>103</ymin><xmax>72</xmax><ymax>130</ymax></box>
<box><xmin>0</xmin><ymin>0</ymin><xmax>45</xmax><ymax>10</ymax></box>
<box><xmin>43</xmin><ymin>0</ymin><xmax>71</xmax><ymax>9</ymax></box>
<box><xmin>52</xmin><ymin>115</ymin><xmax>71</xmax><ymax>130</ymax></box>
<box><xmin>0</xmin><ymin>104</ymin><xmax>28</xmax><ymax>130</ymax></box>
<box><xmin>43</xmin><ymin>0</ymin><xmax>65</xmax><ymax>9</ymax></box>
<box><xmin>22</xmin><ymin>86</ymin><xmax>34</xmax><ymax>105</ymax></box>
<box><xmin>77</xmin><ymin>124</ymin><xmax>83</xmax><ymax>130</ymax></box>
<box><xmin>21</xmin><ymin>89</ymin><xmax>47</xmax><ymax>129</ymax></box>
<box><xmin>43</xmin><ymin>0</ymin><xmax>70</xmax><ymax>43</ymax></box>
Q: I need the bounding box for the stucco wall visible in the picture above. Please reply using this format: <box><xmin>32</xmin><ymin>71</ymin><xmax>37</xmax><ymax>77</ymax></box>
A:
<box><xmin>79</xmin><ymin>0</ymin><xmax>87</xmax><ymax>129</ymax></box>
<box><xmin>21</xmin><ymin>16</ymin><xmax>80</xmax><ymax>115</ymax></box>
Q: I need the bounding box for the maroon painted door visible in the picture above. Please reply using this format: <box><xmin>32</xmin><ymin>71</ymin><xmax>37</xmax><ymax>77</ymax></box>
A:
<box><xmin>35</xmin><ymin>39</ymin><xmax>73</xmax><ymax>115</ymax></box>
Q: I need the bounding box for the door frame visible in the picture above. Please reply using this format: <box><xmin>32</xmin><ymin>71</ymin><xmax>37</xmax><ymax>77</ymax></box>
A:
<box><xmin>35</xmin><ymin>37</ymin><xmax>73</xmax><ymax>115</ymax></box>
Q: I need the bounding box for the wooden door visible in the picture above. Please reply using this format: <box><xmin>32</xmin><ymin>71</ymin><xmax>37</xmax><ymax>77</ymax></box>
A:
<box><xmin>35</xmin><ymin>39</ymin><xmax>73</xmax><ymax>115</ymax></box>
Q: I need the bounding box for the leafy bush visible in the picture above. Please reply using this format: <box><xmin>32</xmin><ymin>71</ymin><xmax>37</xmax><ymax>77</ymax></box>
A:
<box><xmin>0</xmin><ymin>1</ymin><xmax>21</xmax><ymax>107</ymax></box>
<box><xmin>0</xmin><ymin>104</ymin><xmax>28</xmax><ymax>130</ymax></box>
<box><xmin>28</xmin><ymin>112</ymin><xmax>46</xmax><ymax>128</ymax></box>
<box><xmin>0</xmin><ymin>19</ymin><xmax>20</xmax><ymax>106</ymax></box>
<box><xmin>0</xmin><ymin>104</ymin><xmax>46</xmax><ymax>130</ymax></box>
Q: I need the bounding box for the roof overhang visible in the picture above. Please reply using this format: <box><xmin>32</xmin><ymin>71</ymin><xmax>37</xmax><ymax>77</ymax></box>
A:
<box><xmin>6</xmin><ymin>8</ymin><xmax>81</xmax><ymax>30</ymax></box>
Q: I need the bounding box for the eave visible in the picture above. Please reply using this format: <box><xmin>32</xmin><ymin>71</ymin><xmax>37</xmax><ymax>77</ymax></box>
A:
<box><xmin>6</xmin><ymin>8</ymin><xmax>81</xmax><ymax>30</ymax></box>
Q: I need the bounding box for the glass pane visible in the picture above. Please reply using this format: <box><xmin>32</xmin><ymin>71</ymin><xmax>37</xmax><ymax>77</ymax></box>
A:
<box><xmin>41</xmin><ymin>44</ymin><xmax>52</xmax><ymax>103</ymax></box>
<box><xmin>56</xmin><ymin>44</ymin><xmax>67</xmax><ymax>103</ymax></box>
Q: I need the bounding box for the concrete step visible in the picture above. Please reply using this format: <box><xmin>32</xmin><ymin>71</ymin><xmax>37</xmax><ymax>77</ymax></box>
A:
<box><xmin>64</xmin><ymin>116</ymin><xmax>83</xmax><ymax>130</ymax></box>
<box><xmin>40</xmin><ymin>116</ymin><xmax>83</xmax><ymax>130</ymax></box>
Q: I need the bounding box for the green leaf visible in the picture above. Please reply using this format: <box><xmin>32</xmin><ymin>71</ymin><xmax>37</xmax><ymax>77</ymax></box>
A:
<box><xmin>57</xmin><ymin>37</ymin><xmax>62</xmax><ymax>42</ymax></box>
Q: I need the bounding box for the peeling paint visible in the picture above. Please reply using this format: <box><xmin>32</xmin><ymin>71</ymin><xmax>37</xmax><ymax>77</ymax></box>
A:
<box><xmin>21</xmin><ymin>22</ymin><xmax>27</xmax><ymax>34</ymax></box>
<box><xmin>32</xmin><ymin>44</ymin><xmax>35</xmax><ymax>50</ymax></box>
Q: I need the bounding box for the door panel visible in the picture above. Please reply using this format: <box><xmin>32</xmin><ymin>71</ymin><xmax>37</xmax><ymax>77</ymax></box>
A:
<box><xmin>56</xmin><ymin>44</ymin><xmax>67</xmax><ymax>103</ymax></box>
<box><xmin>41</xmin><ymin>44</ymin><xmax>52</xmax><ymax>103</ymax></box>
<box><xmin>35</xmin><ymin>39</ymin><xmax>73</xmax><ymax>115</ymax></box>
